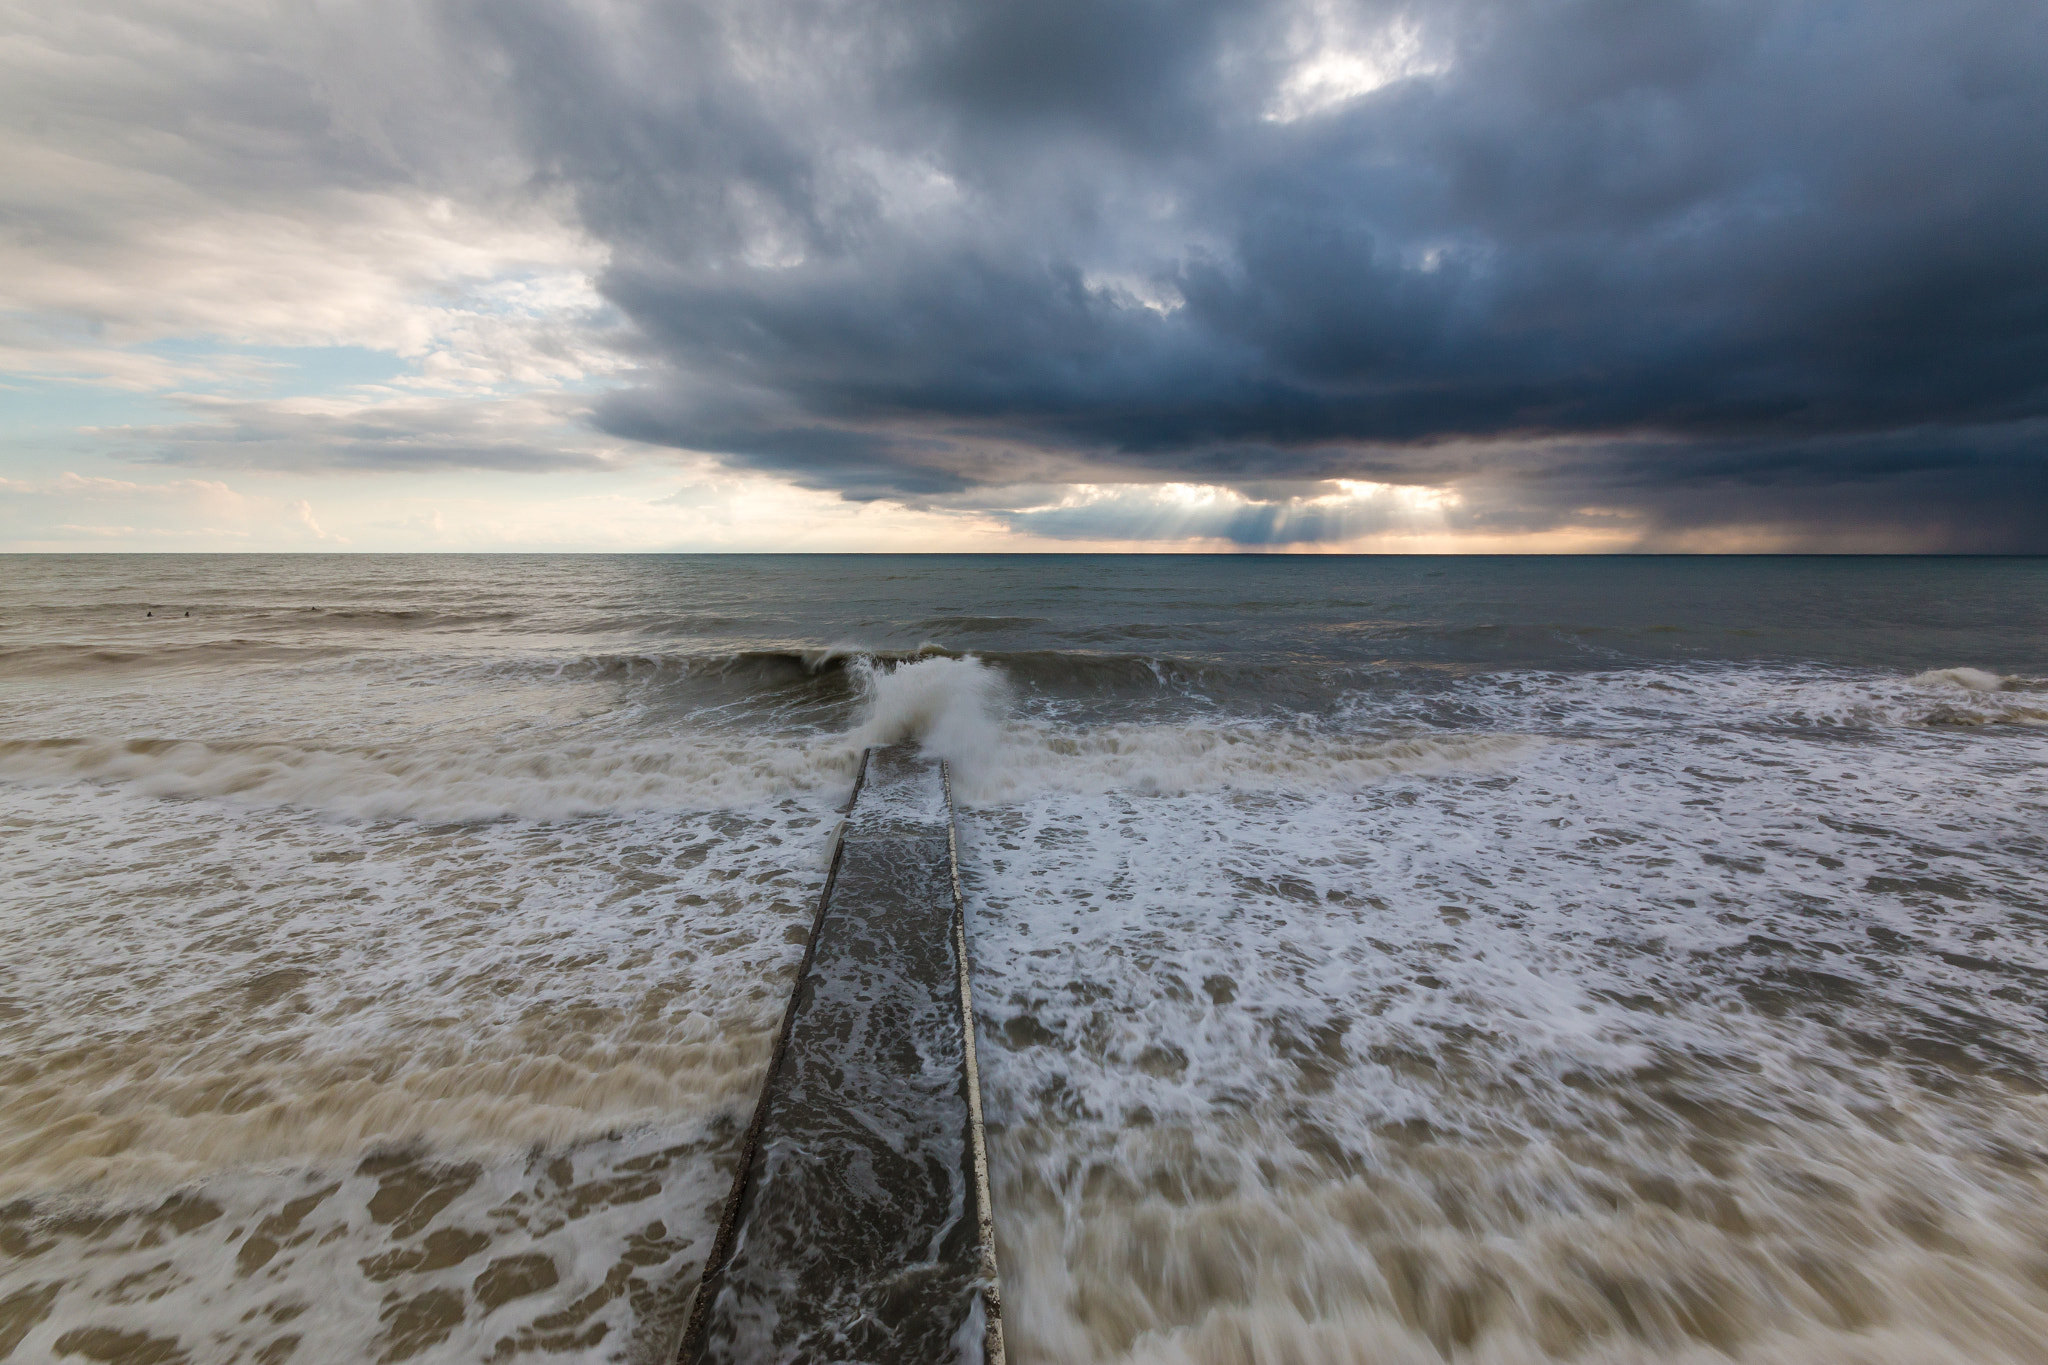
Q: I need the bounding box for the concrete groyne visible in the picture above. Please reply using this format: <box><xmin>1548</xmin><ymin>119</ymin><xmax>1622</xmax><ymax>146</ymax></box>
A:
<box><xmin>677</xmin><ymin>745</ymin><xmax>1004</xmax><ymax>1364</ymax></box>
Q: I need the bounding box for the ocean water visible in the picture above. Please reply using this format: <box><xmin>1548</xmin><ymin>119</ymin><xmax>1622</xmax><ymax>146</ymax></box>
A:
<box><xmin>1</xmin><ymin>553</ymin><xmax>2045</xmax><ymax>1364</ymax></box>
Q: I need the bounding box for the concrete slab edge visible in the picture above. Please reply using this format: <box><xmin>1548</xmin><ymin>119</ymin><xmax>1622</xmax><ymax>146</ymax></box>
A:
<box><xmin>942</xmin><ymin>759</ymin><xmax>1008</xmax><ymax>1365</ymax></box>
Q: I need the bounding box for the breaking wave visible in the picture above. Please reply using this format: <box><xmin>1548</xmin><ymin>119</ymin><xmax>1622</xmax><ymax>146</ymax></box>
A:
<box><xmin>0</xmin><ymin>654</ymin><xmax>1533</xmax><ymax>822</ymax></box>
<box><xmin>7</xmin><ymin>655</ymin><xmax>2042</xmax><ymax>824</ymax></box>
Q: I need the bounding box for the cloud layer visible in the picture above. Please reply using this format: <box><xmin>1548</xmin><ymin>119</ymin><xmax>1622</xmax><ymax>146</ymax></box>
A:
<box><xmin>6</xmin><ymin>0</ymin><xmax>2047</xmax><ymax>548</ymax></box>
<box><xmin>442</xmin><ymin>0</ymin><xmax>2047</xmax><ymax>546</ymax></box>
<box><xmin>0</xmin><ymin>0</ymin><xmax>604</xmax><ymax>391</ymax></box>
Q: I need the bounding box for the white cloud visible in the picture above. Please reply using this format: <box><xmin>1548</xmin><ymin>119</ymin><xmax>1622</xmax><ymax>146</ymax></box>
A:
<box><xmin>1266</xmin><ymin>6</ymin><xmax>1449</xmax><ymax>124</ymax></box>
<box><xmin>0</xmin><ymin>468</ymin><xmax>305</xmax><ymax>549</ymax></box>
<box><xmin>0</xmin><ymin>0</ymin><xmax>612</xmax><ymax>394</ymax></box>
<box><xmin>43</xmin><ymin>471</ymin><xmax>249</xmax><ymax>512</ymax></box>
<box><xmin>289</xmin><ymin>497</ymin><xmax>345</xmax><ymax>543</ymax></box>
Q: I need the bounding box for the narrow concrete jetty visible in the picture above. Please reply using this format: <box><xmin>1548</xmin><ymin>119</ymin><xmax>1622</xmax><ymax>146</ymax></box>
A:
<box><xmin>677</xmin><ymin>745</ymin><xmax>1004</xmax><ymax>1365</ymax></box>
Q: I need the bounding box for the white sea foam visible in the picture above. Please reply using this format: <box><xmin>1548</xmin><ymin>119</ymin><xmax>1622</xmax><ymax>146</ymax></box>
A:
<box><xmin>1</xmin><ymin>1124</ymin><xmax>730</xmax><ymax>1364</ymax></box>
<box><xmin>0</xmin><ymin>654</ymin><xmax>1540</xmax><ymax>822</ymax></box>
<box><xmin>1911</xmin><ymin>665</ymin><xmax>2014</xmax><ymax>691</ymax></box>
<box><xmin>959</xmin><ymin>662</ymin><xmax>2048</xmax><ymax>1363</ymax></box>
<box><xmin>848</xmin><ymin>653</ymin><xmax>1012</xmax><ymax>761</ymax></box>
<box><xmin>1369</xmin><ymin>662</ymin><xmax>2048</xmax><ymax>733</ymax></box>
<box><xmin>0</xmin><ymin>764</ymin><xmax>833</xmax><ymax>1358</ymax></box>
<box><xmin>10</xmin><ymin>658</ymin><xmax>2042</xmax><ymax>829</ymax></box>
<box><xmin>0</xmin><ymin>785</ymin><xmax>831</xmax><ymax>1200</ymax></box>
<box><xmin>851</xmin><ymin>654</ymin><xmax>1536</xmax><ymax>805</ymax></box>
<box><xmin>0</xmin><ymin>733</ymin><xmax>854</xmax><ymax>822</ymax></box>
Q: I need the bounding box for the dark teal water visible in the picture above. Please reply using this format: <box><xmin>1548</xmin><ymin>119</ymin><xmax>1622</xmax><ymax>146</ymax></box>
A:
<box><xmin>9</xmin><ymin>553</ymin><xmax>2044</xmax><ymax>665</ymax></box>
<box><xmin>6</xmin><ymin>554</ymin><xmax>2045</xmax><ymax>730</ymax></box>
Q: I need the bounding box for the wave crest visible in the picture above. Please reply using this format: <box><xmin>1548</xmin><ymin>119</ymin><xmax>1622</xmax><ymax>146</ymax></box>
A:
<box><xmin>1912</xmin><ymin>666</ymin><xmax>2016</xmax><ymax>692</ymax></box>
<box><xmin>0</xmin><ymin>655</ymin><xmax>1529</xmax><ymax>821</ymax></box>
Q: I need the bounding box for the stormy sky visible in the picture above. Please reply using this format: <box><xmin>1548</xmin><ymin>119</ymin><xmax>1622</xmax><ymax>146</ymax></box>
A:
<box><xmin>4</xmin><ymin>0</ymin><xmax>2045</xmax><ymax>551</ymax></box>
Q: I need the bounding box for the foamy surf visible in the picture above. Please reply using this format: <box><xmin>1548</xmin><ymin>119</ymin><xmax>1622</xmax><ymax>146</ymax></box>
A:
<box><xmin>960</xmin><ymin>663</ymin><xmax>2048</xmax><ymax>1365</ymax></box>
<box><xmin>0</xmin><ymin>788</ymin><xmax>829</xmax><ymax>1200</ymax></box>
<box><xmin>851</xmin><ymin>654</ymin><xmax>1538</xmax><ymax>804</ymax></box>
<box><xmin>0</xmin><ymin>1125</ymin><xmax>733</xmax><ymax>1364</ymax></box>
<box><xmin>4</xmin><ymin>554</ymin><xmax>2046</xmax><ymax>1365</ymax></box>
<box><xmin>1911</xmin><ymin>665</ymin><xmax>2021</xmax><ymax>691</ymax></box>
<box><xmin>0</xmin><ymin>654</ymin><xmax>1541</xmax><ymax>822</ymax></box>
<box><xmin>0</xmin><ymin>734</ymin><xmax>857</xmax><ymax>822</ymax></box>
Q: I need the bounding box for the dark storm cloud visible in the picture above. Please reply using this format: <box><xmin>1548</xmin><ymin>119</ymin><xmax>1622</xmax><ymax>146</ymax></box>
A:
<box><xmin>1537</xmin><ymin>423</ymin><xmax>2048</xmax><ymax>552</ymax></box>
<box><xmin>448</xmin><ymin>0</ymin><xmax>2048</xmax><ymax>544</ymax></box>
<box><xmin>949</xmin><ymin>422</ymin><xmax>2048</xmax><ymax>550</ymax></box>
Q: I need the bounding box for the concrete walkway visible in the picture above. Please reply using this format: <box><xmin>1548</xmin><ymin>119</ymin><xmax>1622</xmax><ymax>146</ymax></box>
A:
<box><xmin>677</xmin><ymin>745</ymin><xmax>1004</xmax><ymax>1365</ymax></box>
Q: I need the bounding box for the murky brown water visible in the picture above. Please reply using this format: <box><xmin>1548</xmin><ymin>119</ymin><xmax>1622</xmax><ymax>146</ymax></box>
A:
<box><xmin>0</xmin><ymin>781</ymin><xmax>829</xmax><ymax>1360</ymax></box>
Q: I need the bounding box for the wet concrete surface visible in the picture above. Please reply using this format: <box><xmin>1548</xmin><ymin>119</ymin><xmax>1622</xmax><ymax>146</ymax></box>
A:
<box><xmin>678</xmin><ymin>747</ymin><xmax>1000</xmax><ymax>1365</ymax></box>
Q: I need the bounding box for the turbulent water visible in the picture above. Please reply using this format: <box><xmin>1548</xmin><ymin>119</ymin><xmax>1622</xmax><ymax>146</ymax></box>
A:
<box><xmin>1</xmin><ymin>553</ymin><xmax>2045</xmax><ymax>1364</ymax></box>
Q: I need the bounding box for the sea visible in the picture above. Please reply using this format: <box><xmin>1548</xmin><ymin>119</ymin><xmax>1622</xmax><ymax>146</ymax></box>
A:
<box><xmin>2</xmin><ymin>553</ymin><xmax>2046</xmax><ymax>1365</ymax></box>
